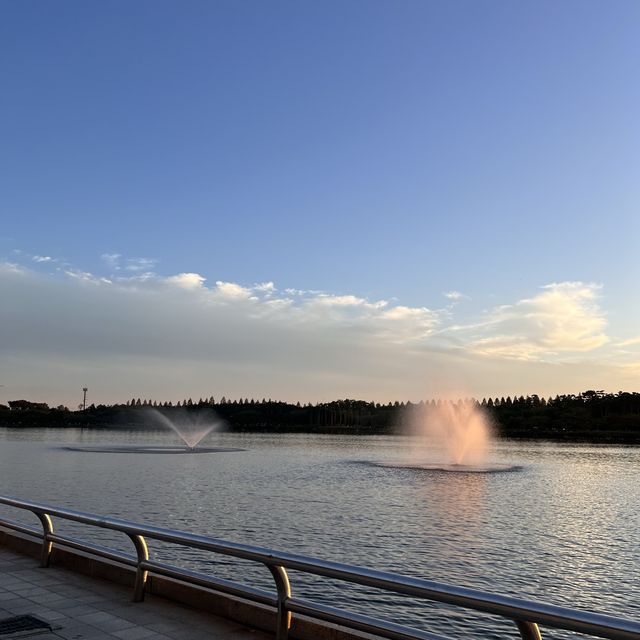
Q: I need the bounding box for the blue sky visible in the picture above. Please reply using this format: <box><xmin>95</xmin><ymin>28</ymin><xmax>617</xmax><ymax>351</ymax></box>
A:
<box><xmin>1</xmin><ymin>1</ymin><xmax>639</xmax><ymax>405</ymax></box>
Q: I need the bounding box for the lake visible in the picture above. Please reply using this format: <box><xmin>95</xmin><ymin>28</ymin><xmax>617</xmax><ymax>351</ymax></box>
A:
<box><xmin>1</xmin><ymin>428</ymin><xmax>638</xmax><ymax>639</ymax></box>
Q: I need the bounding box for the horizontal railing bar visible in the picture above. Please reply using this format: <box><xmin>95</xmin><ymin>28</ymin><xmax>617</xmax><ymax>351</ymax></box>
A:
<box><xmin>0</xmin><ymin>518</ymin><xmax>43</xmax><ymax>539</ymax></box>
<box><xmin>141</xmin><ymin>559</ymin><xmax>277</xmax><ymax>606</ymax></box>
<box><xmin>279</xmin><ymin>560</ymin><xmax>640</xmax><ymax>640</ymax></box>
<box><xmin>47</xmin><ymin>533</ymin><xmax>138</xmax><ymax>567</ymax></box>
<box><xmin>1</xmin><ymin>495</ymin><xmax>638</xmax><ymax>640</ymax></box>
<box><xmin>289</xmin><ymin>597</ymin><xmax>452</xmax><ymax>640</ymax></box>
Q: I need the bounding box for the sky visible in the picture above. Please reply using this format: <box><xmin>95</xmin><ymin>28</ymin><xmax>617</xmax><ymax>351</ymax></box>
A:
<box><xmin>1</xmin><ymin>1</ymin><xmax>639</xmax><ymax>408</ymax></box>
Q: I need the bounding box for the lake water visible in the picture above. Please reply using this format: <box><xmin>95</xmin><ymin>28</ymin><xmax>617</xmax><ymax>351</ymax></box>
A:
<box><xmin>1</xmin><ymin>428</ymin><xmax>638</xmax><ymax>639</ymax></box>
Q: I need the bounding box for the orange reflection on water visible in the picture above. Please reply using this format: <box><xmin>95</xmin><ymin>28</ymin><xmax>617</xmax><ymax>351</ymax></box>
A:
<box><xmin>419</xmin><ymin>471</ymin><xmax>489</xmax><ymax>536</ymax></box>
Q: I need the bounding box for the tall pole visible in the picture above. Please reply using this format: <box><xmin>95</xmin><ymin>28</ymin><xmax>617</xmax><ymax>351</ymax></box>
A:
<box><xmin>82</xmin><ymin>387</ymin><xmax>88</xmax><ymax>411</ymax></box>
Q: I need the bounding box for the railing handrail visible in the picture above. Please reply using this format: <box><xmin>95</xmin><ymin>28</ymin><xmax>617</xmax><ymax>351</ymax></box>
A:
<box><xmin>0</xmin><ymin>495</ymin><xmax>638</xmax><ymax>640</ymax></box>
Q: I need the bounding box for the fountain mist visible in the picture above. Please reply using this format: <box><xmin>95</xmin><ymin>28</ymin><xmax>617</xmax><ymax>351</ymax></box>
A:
<box><xmin>407</xmin><ymin>400</ymin><xmax>494</xmax><ymax>466</ymax></box>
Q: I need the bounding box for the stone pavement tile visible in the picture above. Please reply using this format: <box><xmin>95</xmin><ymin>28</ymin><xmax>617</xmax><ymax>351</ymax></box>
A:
<box><xmin>29</xmin><ymin>592</ymin><xmax>73</xmax><ymax>606</ymax></box>
<box><xmin>12</xmin><ymin>568</ymin><xmax>47</xmax><ymax>580</ymax></box>
<box><xmin>56</xmin><ymin>603</ymin><xmax>104</xmax><ymax>617</ymax></box>
<box><xmin>4</xmin><ymin>571</ymin><xmax>29</xmax><ymax>580</ymax></box>
<box><xmin>143</xmin><ymin>621</ymin><xmax>185</xmax><ymax>634</ymax></box>
<box><xmin>55</xmin><ymin>586</ymin><xmax>92</xmax><ymax>597</ymax></box>
<box><xmin>1</xmin><ymin>546</ymin><xmax>272</xmax><ymax>640</ymax></box>
<box><xmin>53</xmin><ymin>621</ymin><xmax>109</xmax><ymax>640</ymax></box>
<box><xmin>36</xmin><ymin>608</ymin><xmax>74</xmax><ymax>622</ymax></box>
<box><xmin>71</xmin><ymin>593</ymin><xmax>115</xmax><ymax>606</ymax></box>
<box><xmin>11</xmin><ymin>585</ymin><xmax>51</xmax><ymax>596</ymax></box>
<box><xmin>34</xmin><ymin>581</ymin><xmax>71</xmax><ymax>592</ymax></box>
<box><xmin>112</xmin><ymin>626</ymin><xmax>159</xmax><ymax>640</ymax></box>
<box><xmin>0</xmin><ymin>558</ymin><xmax>33</xmax><ymax>568</ymax></box>
<box><xmin>92</xmin><ymin>600</ymin><xmax>137</xmax><ymax>615</ymax></box>
<box><xmin>2</xmin><ymin>601</ymin><xmax>37</xmax><ymax>615</ymax></box>
<box><xmin>34</xmin><ymin>574</ymin><xmax>63</xmax><ymax>584</ymax></box>
<box><xmin>99</xmin><ymin>604</ymin><xmax>140</xmax><ymax>620</ymax></box>
<box><xmin>0</xmin><ymin>597</ymin><xmax>24</xmax><ymax>610</ymax></box>
<box><xmin>75</xmin><ymin>611</ymin><xmax>137</xmax><ymax>632</ymax></box>
<box><xmin>53</xmin><ymin>620</ymin><xmax>108</xmax><ymax>640</ymax></box>
<box><xmin>105</xmin><ymin>608</ymin><xmax>163</xmax><ymax>625</ymax></box>
<box><xmin>0</xmin><ymin>576</ymin><xmax>26</xmax><ymax>586</ymax></box>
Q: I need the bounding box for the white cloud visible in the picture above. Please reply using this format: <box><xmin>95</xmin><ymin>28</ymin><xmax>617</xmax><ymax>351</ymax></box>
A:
<box><xmin>254</xmin><ymin>281</ymin><xmax>276</xmax><ymax>293</ymax></box>
<box><xmin>33</xmin><ymin>255</ymin><xmax>53</xmax><ymax>263</ymax></box>
<box><xmin>214</xmin><ymin>281</ymin><xmax>252</xmax><ymax>299</ymax></box>
<box><xmin>101</xmin><ymin>253</ymin><xmax>121</xmax><ymax>269</ymax></box>
<box><xmin>64</xmin><ymin>269</ymin><xmax>112</xmax><ymax>285</ymax></box>
<box><xmin>618</xmin><ymin>336</ymin><xmax>640</xmax><ymax>348</ymax></box>
<box><xmin>0</xmin><ymin>260</ymin><xmax>633</xmax><ymax>405</ymax></box>
<box><xmin>165</xmin><ymin>273</ymin><xmax>206</xmax><ymax>290</ymax></box>
<box><xmin>444</xmin><ymin>290</ymin><xmax>467</xmax><ymax>301</ymax></box>
<box><xmin>306</xmin><ymin>294</ymin><xmax>389</xmax><ymax>313</ymax></box>
<box><xmin>115</xmin><ymin>272</ymin><xmax>156</xmax><ymax>283</ymax></box>
<box><xmin>377</xmin><ymin>305</ymin><xmax>440</xmax><ymax>342</ymax></box>
<box><xmin>101</xmin><ymin>253</ymin><xmax>157</xmax><ymax>273</ymax></box>
<box><xmin>468</xmin><ymin>282</ymin><xmax>608</xmax><ymax>360</ymax></box>
<box><xmin>383</xmin><ymin>305</ymin><xmax>430</xmax><ymax>320</ymax></box>
<box><xmin>124</xmin><ymin>257</ymin><xmax>157</xmax><ymax>272</ymax></box>
<box><xmin>0</xmin><ymin>261</ymin><xmax>26</xmax><ymax>274</ymax></box>
<box><xmin>312</xmin><ymin>294</ymin><xmax>366</xmax><ymax>307</ymax></box>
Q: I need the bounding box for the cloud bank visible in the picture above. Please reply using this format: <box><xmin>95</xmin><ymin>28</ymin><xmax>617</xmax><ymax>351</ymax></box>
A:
<box><xmin>467</xmin><ymin>282</ymin><xmax>609</xmax><ymax>360</ymax></box>
<box><xmin>0</xmin><ymin>258</ymin><xmax>634</xmax><ymax>406</ymax></box>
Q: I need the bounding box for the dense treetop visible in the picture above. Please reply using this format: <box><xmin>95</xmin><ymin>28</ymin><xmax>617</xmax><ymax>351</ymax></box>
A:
<box><xmin>1</xmin><ymin>391</ymin><xmax>639</xmax><ymax>443</ymax></box>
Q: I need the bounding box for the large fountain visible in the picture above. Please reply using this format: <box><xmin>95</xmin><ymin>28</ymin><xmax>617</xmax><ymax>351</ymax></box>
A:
<box><xmin>376</xmin><ymin>400</ymin><xmax>517</xmax><ymax>473</ymax></box>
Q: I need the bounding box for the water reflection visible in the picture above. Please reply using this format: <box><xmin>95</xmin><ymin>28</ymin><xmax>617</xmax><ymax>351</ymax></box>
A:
<box><xmin>421</xmin><ymin>471</ymin><xmax>488</xmax><ymax>535</ymax></box>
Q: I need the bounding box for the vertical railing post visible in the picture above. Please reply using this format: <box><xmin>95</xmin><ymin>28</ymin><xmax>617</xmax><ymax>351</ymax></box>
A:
<box><xmin>267</xmin><ymin>564</ymin><xmax>292</xmax><ymax>640</ymax></box>
<box><xmin>516</xmin><ymin>620</ymin><xmax>542</xmax><ymax>640</ymax></box>
<box><xmin>127</xmin><ymin>534</ymin><xmax>149</xmax><ymax>602</ymax></box>
<box><xmin>35</xmin><ymin>512</ymin><xmax>54</xmax><ymax>568</ymax></box>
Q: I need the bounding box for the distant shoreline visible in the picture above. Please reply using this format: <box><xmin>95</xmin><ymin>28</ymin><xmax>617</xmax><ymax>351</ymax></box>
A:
<box><xmin>1</xmin><ymin>420</ymin><xmax>639</xmax><ymax>445</ymax></box>
<box><xmin>2</xmin><ymin>391</ymin><xmax>639</xmax><ymax>444</ymax></box>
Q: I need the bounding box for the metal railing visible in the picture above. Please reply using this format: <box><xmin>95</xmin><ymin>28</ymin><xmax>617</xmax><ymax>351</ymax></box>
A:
<box><xmin>0</xmin><ymin>495</ymin><xmax>638</xmax><ymax>640</ymax></box>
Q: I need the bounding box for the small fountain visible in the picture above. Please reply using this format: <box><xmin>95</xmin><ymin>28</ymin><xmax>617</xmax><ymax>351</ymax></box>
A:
<box><xmin>147</xmin><ymin>408</ymin><xmax>224</xmax><ymax>450</ymax></box>
<box><xmin>64</xmin><ymin>409</ymin><xmax>245</xmax><ymax>454</ymax></box>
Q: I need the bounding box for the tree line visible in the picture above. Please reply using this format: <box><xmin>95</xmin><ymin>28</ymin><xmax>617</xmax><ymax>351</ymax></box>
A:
<box><xmin>1</xmin><ymin>390</ymin><xmax>639</xmax><ymax>443</ymax></box>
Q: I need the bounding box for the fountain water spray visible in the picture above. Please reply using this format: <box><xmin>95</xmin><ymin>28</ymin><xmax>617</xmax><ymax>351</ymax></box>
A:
<box><xmin>147</xmin><ymin>408</ymin><xmax>225</xmax><ymax>450</ymax></box>
<box><xmin>408</xmin><ymin>400</ymin><xmax>494</xmax><ymax>466</ymax></box>
<box><xmin>370</xmin><ymin>399</ymin><xmax>517</xmax><ymax>472</ymax></box>
<box><xmin>63</xmin><ymin>407</ymin><xmax>243</xmax><ymax>454</ymax></box>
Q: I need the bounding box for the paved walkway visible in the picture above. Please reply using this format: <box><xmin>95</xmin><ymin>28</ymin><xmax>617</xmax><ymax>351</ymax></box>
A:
<box><xmin>0</xmin><ymin>547</ymin><xmax>270</xmax><ymax>639</ymax></box>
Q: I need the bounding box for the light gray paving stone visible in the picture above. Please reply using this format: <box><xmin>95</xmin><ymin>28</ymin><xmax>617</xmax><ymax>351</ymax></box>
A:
<box><xmin>57</xmin><ymin>622</ymin><xmax>112</xmax><ymax>639</ymax></box>
<box><xmin>0</xmin><ymin>546</ymin><xmax>272</xmax><ymax>640</ymax></box>
<box><xmin>13</xmin><ymin>587</ymin><xmax>42</xmax><ymax>595</ymax></box>
<box><xmin>74</xmin><ymin>612</ymin><xmax>138</xmax><ymax>633</ymax></box>
<box><xmin>143</xmin><ymin>621</ymin><xmax>185</xmax><ymax>634</ymax></box>
<box><xmin>76</xmin><ymin>611</ymin><xmax>126</xmax><ymax>625</ymax></box>
<box><xmin>57</xmin><ymin>603</ymin><xmax>103</xmax><ymax>617</ymax></box>
<box><xmin>0</xmin><ymin>578</ymin><xmax>25</xmax><ymax>587</ymax></box>
<box><xmin>30</xmin><ymin>592</ymin><xmax>73</xmax><ymax>605</ymax></box>
<box><xmin>3</xmin><ymin>602</ymin><xmax>37</xmax><ymax>614</ymax></box>
<box><xmin>111</xmin><ymin>626</ymin><xmax>160</xmax><ymax>640</ymax></box>
<box><xmin>37</xmin><ymin>609</ymin><xmax>74</xmax><ymax>622</ymax></box>
<box><xmin>0</xmin><ymin>597</ymin><xmax>25</xmax><ymax>610</ymax></box>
